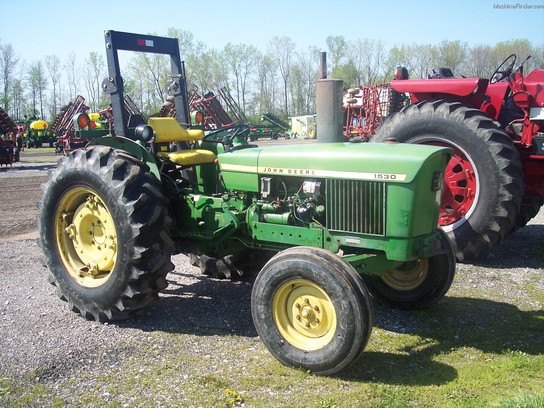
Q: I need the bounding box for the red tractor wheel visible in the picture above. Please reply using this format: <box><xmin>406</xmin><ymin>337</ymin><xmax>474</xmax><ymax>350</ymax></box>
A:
<box><xmin>413</xmin><ymin>138</ymin><xmax>479</xmax><ymax>227</ymax></box>
<box><xmin>372</xmin><ymin>100</ymin><xmax>523</xmax><ymax>261</ymax></box>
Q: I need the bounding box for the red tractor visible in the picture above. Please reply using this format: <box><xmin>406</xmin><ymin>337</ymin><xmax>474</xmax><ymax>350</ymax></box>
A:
<box><xmin>369</xmin><ymin>55</ymin><xmax>544</xmax><ymax>261</ymax></box>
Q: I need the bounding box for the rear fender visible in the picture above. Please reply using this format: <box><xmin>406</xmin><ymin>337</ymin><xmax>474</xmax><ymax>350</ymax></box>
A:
<box><xmin>87</xmin><ymin>136</ymin><xmax>161</xmax><ymax>179</ymax></box>
<box><xmin>392</xmin><ymin>78</ymin><xmax>489</xmax><ymax>108</ymax></box>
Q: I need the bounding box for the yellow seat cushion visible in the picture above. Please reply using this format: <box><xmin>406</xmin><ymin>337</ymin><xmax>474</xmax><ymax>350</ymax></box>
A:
<box><xmin>148</xmin><ymin>117</ymin><xmax>205</xmax><ymax>143</ymax></box>
<box><xmin>157</xmin><ymin>149</ymin><xmax>216</xmax><ymax>167</ymax></box>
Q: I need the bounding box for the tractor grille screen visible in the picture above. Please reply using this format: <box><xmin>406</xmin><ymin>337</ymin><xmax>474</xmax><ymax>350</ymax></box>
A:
<box><xmin>325</xmin><ymin>179</ymin><xmax>385</xmax><ymax>236</ymax></box>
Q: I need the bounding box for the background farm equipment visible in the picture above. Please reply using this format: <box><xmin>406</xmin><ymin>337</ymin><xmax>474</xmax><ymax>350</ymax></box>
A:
<box><xmin>51</xmin><ymin>95</ymin><xmax>142</xmax><ymax>155</ymax></box>
<box><xmin>343</xmin><ymin>67</ymin><xmax>409</xmax><ymax>140</ymax></box>
<box><xmin>188</xmin><ymin>86</ymin><xmax>295</xmax><ymax>141</ymax></box>
<box><xmin>343</xmin><ymin>84</ymin><xmax>404</xmax><ymax>140</ymax></box>
<box><xmin>68</xmin><ymin>111</ymin><xmax>109</xmax><ymax>150</ymax></box>
<box><xmin>249</xmin><ymin>112</ymin><xmax>292</xmax><ymax>141</ymax></box>
<box><xmin>23</xmin><ymin>118</ymin><xmax>55</xmax><ymax>148</ymax></box>
<box><xmin>0</xmin><ymin>107</ymin><xmax>19</xmax><ymax>165</ymax></box>
<box><xmin>50</xmin><ymin>95</ymin><xmax>91</xmax><ymax>154</ymax></box>
<box><xmin>188</xmin><ymin>85</ymin><xmax>246</xmax><ymax>129</ymax></box>
<box><xmin>344</xmin><ymin>56</ymin><xmax>544</xmax><ymax>261</ymax></box>
<box><xmin>178</xmin><ymin>85</ymin><xmax>295</xmax><ymax>142</ymax></box>
<box><xmin>290</xmin><ymin>114</ymin><xmax>317</xmax><ymax>139</ymax></box>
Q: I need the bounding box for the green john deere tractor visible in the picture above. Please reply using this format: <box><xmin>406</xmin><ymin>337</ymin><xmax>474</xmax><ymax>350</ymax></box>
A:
<box><xmin>39</xmin><ymin>30</ymin><xmax>455</xmax><ymax>375</ymax></box>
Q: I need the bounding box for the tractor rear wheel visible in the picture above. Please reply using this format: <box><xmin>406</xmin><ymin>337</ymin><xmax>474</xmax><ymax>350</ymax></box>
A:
<box><xmin>362</xmin><ymin>228</ymin><xmax>456</xmax><ymax>309</ymax></box>
<box><xmin>515</xmin><ymin>195</ymin><xmax>543</xmax><ymax>230</ymax></box>
<box><xmin>372</xmin><ymin>100</ymin><xmax>523</xmax><ymax>261</ymax></box>
<box><xmin>251</xmin><ymin>247</ymin><xmax>373</xmax><ymax>375</ymax></box>
<box><xmin>39</xmin><ymin>146</ymin><xmax>174</xmax><ymax>321</ymax></box>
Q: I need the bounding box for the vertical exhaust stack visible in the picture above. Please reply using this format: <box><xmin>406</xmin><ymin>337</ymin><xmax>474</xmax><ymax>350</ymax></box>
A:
<box><xmin>316</xmin><ymin>52</ymin><xmax>344</xmax><ymax>143</ymax></box>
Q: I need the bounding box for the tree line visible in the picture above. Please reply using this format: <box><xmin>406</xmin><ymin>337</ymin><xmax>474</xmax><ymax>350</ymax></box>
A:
<box><xmin>1</xmin><ymin>27</ymin><xmax>542</xmax><ymax>126</ymax></box>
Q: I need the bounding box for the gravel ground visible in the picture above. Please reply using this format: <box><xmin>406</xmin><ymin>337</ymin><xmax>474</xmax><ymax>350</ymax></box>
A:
<box><xmin>0</xmin><ymin>150</ymin><xmax>543</xmax><ymax>405</ymax></box>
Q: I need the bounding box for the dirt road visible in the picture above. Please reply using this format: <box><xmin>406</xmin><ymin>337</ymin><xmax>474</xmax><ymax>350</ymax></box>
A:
<box><xmin>0</xmin><ymin>157</ymin><xmax>57</xmax><ymax>241</ymax></box>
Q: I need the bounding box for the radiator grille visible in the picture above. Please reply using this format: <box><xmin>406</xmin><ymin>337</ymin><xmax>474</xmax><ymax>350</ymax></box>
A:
<box><xmin>326</xmin><ymin>179</ymin><xmax>385</xmax><ymax>235</ymax></box>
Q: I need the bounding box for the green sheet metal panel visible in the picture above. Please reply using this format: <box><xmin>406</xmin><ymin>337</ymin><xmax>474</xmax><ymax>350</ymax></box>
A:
<box><xmin>218</xmin><ymin>148</ymin><xmax>262</xmax><ymax>191</ymax></box>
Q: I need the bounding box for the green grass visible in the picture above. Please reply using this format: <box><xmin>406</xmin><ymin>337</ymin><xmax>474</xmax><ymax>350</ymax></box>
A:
<box><xmin>17</xmin><ymin>147</ymin><xmax>59</xmax><ymax>163</ymax></box>
<box><xmin>19</xmin><ymin>156</ymin><xmax>59</xmax><ymax>163</ymax></box>
<box><xmin>20</xmin><ymin>147</ymin><xmax>56</xmax><ymax>154</ymax></box>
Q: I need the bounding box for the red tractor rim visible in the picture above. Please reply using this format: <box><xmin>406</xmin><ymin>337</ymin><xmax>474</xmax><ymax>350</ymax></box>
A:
<box><xmin>409</xmin><ymin>136</ymin><xmax>479</xmax><ymax>231</ymax></box>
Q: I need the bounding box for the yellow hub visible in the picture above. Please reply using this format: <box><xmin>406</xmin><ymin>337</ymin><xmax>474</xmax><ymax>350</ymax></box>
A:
<box><xmin>381</xmin><ymin>259</ymin><xmax>429</xmax><ymax>291</ymax></box>
<box><xmin>272</xmin><ymin>279</ymin><xmax>337</xmax><ymax>350</ymax></box>
<box><xmin>55</xmin><ymin>187</ymin><xmax>118</xmax><ymax>287</ymax></box>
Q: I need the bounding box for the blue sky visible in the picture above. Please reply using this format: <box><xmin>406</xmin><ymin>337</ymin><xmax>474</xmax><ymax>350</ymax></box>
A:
<box><xmin>1</xmin><ymin>0</ymin><xmax>543</xmax><ymax>64</ymax></box>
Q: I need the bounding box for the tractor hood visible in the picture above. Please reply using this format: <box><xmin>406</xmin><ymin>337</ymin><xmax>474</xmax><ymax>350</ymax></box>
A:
<box><xmin>218</xmin><ymin>142</ymin><xmax>451</xmax><ymax>192</ymax></box>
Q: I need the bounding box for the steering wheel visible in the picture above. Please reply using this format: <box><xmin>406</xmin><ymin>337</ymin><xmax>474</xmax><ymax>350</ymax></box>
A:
<box><xmin>203</xmin><ymin>123</ymin><xmax>251</xmax><ymax>146</ymax></box>
<box><xmin>490</xmin><ymin>54</ymin><xmax>517</xmax><ymax>84</ymax></box>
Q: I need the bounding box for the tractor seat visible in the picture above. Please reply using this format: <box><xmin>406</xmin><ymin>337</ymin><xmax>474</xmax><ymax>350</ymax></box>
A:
<box><xmin>438</xmin><ymin>68</ymin><xmax>454</xmax><ymax>78</ymax></box>
<box><xmin>158</xmin><ymin>149</ymin><xmax>216</xmax><ymax>167</ymax></box>
<box><xmin>148</xmin><ymin>117</ymin><xmax>216</xmax><ymax>167</ymax></box>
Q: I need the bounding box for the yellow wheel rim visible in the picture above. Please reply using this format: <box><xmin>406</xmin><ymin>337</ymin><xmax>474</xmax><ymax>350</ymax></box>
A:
<box><xmin>55</xmin><ymin>187</ymin><xmax>118</xmax><ymax>288</ymax></box>
<box><xmin>381</xmin><ymin>259</ymin><xmax>429</xmax><ymax>291</ymax></box>
<box><xmin>272</xmin><ymin>279</ymin><xmax>337</xmax><ymax>351</ymax></box>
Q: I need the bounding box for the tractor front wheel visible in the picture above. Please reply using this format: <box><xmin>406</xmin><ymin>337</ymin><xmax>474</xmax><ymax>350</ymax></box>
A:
<box><xmin>372</xmin><ymin>100</ymin><xmax>523</xmax><ymax>261</ymax></box>
<box><xmin>362</xmin><ymin>228</ymin><xmax>456</xmax><ymax>309</ymax></box>
<box><xmin>251</xmin><ymin>247</ymin><xmax>373</xmax><ymax>375</ymax></box>
<box><xmin>39</xmin><ymin>146</ymin><xmax>174</xmax><ymax>321</ymax></box>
